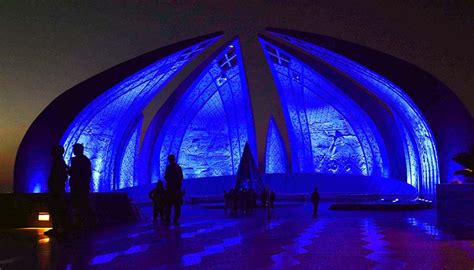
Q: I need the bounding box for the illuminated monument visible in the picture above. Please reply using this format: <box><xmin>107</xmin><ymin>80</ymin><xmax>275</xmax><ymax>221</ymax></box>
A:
<box><xmin>14</xmin><ymin>29</ymin><xmax>474</xmax><ymax>199</ymax></box>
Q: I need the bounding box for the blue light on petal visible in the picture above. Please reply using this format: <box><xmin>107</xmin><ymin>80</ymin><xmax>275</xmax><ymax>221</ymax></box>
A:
<box><xmin>260</xmin><ymin>39</ymin><xmax>386</xmax><ymax>177</ymax></box>
<box><xmin>59</xmin><ymin>37</ymin><xmax>220</xmax><ymax>191</ymax></box>
<box><xmin>151</xmin><ymin>39</ymin><xmax>256</xmax><ymax>181</ymax></box>
<box><xmin>268</xmin><ymin>32</ymin><xmax>439</xmax><ymax>195</ymax></box>
<box><xmin>265</xmin><ymin>117</ymin><xmax>288</xmax><ymax>173</ymax></box>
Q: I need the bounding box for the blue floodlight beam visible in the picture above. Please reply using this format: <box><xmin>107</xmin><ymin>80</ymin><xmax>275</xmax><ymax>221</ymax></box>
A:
<box><xmin>264</xmin><ymin>116</ymin><xmax>289</xmax><ymax>173</ymax></box>
<box><xmin>267</xmin><ymin>31</ymin><xmax>440</xmax><ymax>195</ymax></box>
<box><xmin>138</xmin><ymin>39</ymin><xmax>244</xmax><ymax>186</ymax></box>
<box><xmin>149</xmin><ymin>37</ymin><xmax>257</xmax><ymax>181</ymax></box>
<box><xmin>59</xmin><ymin>37</ymin><xmax>221</xmax><ymax>192</ymax></box>
<box><xmin>259</xmin><ymin>37</ymin><xmax>388</xmax><ymax>178</ymax></box>
<box><xmin>14</xmin><ymin>32</ymin><xmax>223</xmax><ymax>193</ymax></box>
<box><xmin>116</xmin><ymin>115</ymin><xmax>143</xmax><ymax>190</ymax></box>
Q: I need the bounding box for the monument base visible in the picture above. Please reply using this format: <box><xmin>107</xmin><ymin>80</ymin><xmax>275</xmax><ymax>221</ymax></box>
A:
<box><xmin>437</xmin><ymin>183</ymin><xmax>474</xmax><ymax>238</ymax></box>
<box><xmin>0</xmin><ymin>193</ymin><xmax>138</xmax><ymax>228</ymax></box>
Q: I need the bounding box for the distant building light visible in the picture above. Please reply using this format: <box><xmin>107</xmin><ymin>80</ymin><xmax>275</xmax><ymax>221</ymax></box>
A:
<box><xmin>38</xmin><ymin>212</ymin><xmax>50</xmax><ymax>221</ymax></box>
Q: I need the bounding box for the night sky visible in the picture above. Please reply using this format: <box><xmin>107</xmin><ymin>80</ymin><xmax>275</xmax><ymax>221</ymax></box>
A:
<box><xmin>1</xmin><ymin>1</ymin><xmax>472</xmax><ymax>192</ymax></box>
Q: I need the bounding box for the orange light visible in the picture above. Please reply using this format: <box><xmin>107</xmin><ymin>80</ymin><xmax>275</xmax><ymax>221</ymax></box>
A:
<box><xmin>39</xmin><ymin>238</ymin><xmax>50</xmax><ymax>244</ymax></box>
<box><xmin>38</xmin><ymin>212</ymin><xmax>50</xmax><ymax>221</ymax></box>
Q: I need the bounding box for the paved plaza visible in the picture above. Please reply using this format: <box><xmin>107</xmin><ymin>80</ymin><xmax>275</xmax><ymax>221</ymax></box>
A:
<box><xmin>1</xmin><ymin>203</ymin><xmax>473</xmax><ymax>269</ymax></box>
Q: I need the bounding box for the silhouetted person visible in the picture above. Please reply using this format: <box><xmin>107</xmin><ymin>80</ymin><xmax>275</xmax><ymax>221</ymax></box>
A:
<box><xmin>45</xmin><ymin>145</ymin><xmax>68</xmax><ymax>237</ymax></box>
<box><xmin>269</xmin><ymin>191</ymin><xmax>275</xmax><ymax>208</ymax></box>
<box><xmin>311</xmin><ymin>187</ymin><xmax>320</xmax><ymax>218</ymax></box>
<box><xmin>164</xmin><ymin>154</ymin><xmax>183</xmax><ymax>225</ymax></box>
<box><xmin>261</xmin><ymin>190</ymin><xmax>268</xmax><ymax>207</ymax></box>
<box><xmin>149</xmin><ymin>181</ymin><xmax>166</xmax><ymax>222</ymax></box>
<box><xmin>251</xmin><ymin>190</ymin><xmax>257</xmax><ymax>212</ymax></box>
<box><xmin>229</xmin><ymin>188</ymin><xmax>238</xmax><ymax>215</ymax></box>
<box><xmin>69</xmin><ymin>143</ymin><xmax>92</xmax><ymax>230</ymax></box>
<box><xmin>224</xmin><ymin>191</ymin><xmax>230</xmax><ymax>214</ymax></box>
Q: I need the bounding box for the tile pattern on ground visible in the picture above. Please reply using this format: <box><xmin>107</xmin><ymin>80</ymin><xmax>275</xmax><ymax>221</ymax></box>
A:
<box><xmin>0</xmin><ymin>203</ymin><xmax>473</xmax><ymax>270</ymax></box>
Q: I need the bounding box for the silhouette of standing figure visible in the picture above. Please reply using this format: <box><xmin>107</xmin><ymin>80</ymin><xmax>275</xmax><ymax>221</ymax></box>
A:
<box><xmin>164</xmin><ymin>154</ymin><xmax>183</xmax><ymax>225</ymax></box>
<box><xmin>261</xmin><ymin>190</ymin><xmax>268</xmax><ymax>207</ymax></box>
<box><xmin>69</xmin><ymin>143</ymin><xmax>92</xmax><ymax>230</ymax></box>
<box><xmin>224</xmin><ymin>191</ymin><xmax>230</xmax><ymax>214</ymax></box>
<box><xmin>45</xmin><ymin>145</ymin><xmax>68</xmax><ymax>237</ymax></box>
<box><xmin>311</xmin><ymin>187</ymin><xmax>320</xmax><ymax>218</ymax></box>
<box><xmin>269</xmin><ymin>191</ymin><xmax>276</xmax><ymax>208</ymax></box>
<box><xmin>149</xmin><ymin>181</ymin><xmax>166</xmax><ymax>222</ymax></box>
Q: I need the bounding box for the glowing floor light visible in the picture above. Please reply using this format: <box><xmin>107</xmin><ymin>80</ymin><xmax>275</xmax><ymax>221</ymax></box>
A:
<box><xmin>38</xmin><ymin>212</ymin><xmax>50</xmax><ymax>221</ymax></box>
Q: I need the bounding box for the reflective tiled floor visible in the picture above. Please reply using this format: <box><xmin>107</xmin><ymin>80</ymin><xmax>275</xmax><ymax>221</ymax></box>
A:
<box><xmin>1</xmin><ymin>203</ymin><xmax>473</xmax><ymax>269</ymax></box>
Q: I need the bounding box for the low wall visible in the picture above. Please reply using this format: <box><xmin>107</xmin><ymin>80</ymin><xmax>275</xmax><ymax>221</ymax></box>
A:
<box><xmin>123</xmin><ymin>173</ymin><xmax>418</xmax><ymax>203</ymax></box>
<box><xmin>0</xmin><ymin>193</ymin><xmax>138</xmax><ymax>228</ymax></box>
<box><xmin>437</xmin><ymin>184</ymin><xmax>474</xmax><ymax>237</ymax></box>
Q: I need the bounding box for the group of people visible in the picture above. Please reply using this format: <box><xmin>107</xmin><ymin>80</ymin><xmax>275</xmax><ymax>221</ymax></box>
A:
<box><xmin>148</xmin><ymin>158</ymin><xmax>321</xmax><ymax>222</ymax></box>
<box><xmin>223</xmin><ymin>188</ymin><xmax>278</xmax><ymax>215</ymax></box>
<box><xmin>47</xmin><ymin>143</ymin><xmax>93</xmax><ymax>237</ymax></box>
<box><xmin>48</xmin><ymin>142</ymin><xmax>322</xmax><ymax>235</ymax></box>
<box><xmin>223</xmin><ymin>187</ymin><xmax>321</xmax><ymax>218</ymax></box>
<box><xmin>148</xmin><ymin>155</ymin><xmax>184</xmax><ymax>225</ymax></box>
<box><xmin>224</xmin><ymin>188</ymin><xmax>258</xmax><ymax>215</ymax></box>
<box><xmin>48</xmin><ymin>142</ymin><xmax>184</xmax><ymax>235</ymax></box>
